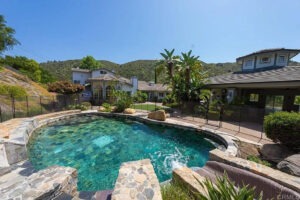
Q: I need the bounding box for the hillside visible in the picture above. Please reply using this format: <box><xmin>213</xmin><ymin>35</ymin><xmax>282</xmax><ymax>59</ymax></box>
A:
<box><xmin>40</xmin><ymin>59</ymin><xmax>241</xmax><ymax>82</ymax></box>
<box><xmin>0</xmin><ymin>66</ymin><xmax>54</xmax><ymax>115</ymax></box>
<box><xmin>0</xmin><ymin>66</ymin><xmax>53</xmax><ymax>96</ymax></box>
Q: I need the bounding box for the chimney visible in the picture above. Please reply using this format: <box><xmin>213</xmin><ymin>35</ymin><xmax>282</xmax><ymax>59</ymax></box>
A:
<box><xmin>131</xmin><ymin>76</ymin><xmax>138</xmax><ymax>94</ymax></box>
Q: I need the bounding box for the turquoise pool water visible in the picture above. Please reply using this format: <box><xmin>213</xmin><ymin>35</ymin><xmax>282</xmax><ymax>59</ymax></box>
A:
<box><xmin>27</xmin><ymin>115</ymin><xmax>217</xmax><ymax>191</ymax></box>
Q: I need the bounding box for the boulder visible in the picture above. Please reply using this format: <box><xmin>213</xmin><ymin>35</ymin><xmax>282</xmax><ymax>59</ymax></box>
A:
<box><xmin>111</xmin><ymin>106</ymin><xmax>117</xmax><ymax>112</ymax></box>
<box><xmin>148</xmin><ymin>110</ymin><xmax>166</xmax><ymax>121</ymax></box>
<box><xmin>98</xmin><ymin>106</ymin><xmax>106</xmax><ymax>112</ymax></box>
<box><xmin>277</xmin><ymin>154</ymin><xmax>300</xmax><ymax>177</ymax></box>
<box><xmin>124</xmin><ymin>108</ymin><xmax>136</xmax><ymax>114</ymax></box>
<box><xmin>259</xmin><ymin>144</ymin><xmax>292</xmax><ymax>163</ymax></box>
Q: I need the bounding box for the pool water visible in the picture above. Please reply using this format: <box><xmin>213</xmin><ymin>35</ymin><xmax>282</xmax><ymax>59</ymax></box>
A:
<box><xmin>27</xmin><ymin>115</ymin><xmax>217</xmax><ymax>191</ymax></box>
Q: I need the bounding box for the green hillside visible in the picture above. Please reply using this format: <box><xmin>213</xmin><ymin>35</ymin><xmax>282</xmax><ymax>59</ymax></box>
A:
<box><xmin>40</xmin><ymin>59</ymin><xmax>243</xmax><ymax>82</ymax></box>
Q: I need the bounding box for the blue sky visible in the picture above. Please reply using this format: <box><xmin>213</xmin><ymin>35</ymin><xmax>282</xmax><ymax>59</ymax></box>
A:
<box><xmin>1</xmin><ymin>0</ymin><xmax>300</xmax><ymax>63</ymax></box>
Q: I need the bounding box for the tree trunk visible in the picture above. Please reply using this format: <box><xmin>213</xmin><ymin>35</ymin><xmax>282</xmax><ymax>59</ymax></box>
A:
<box><xmin>185</xmin><ymin>67</ymin><xmax>190</xmax><ymax>100</ymax></box>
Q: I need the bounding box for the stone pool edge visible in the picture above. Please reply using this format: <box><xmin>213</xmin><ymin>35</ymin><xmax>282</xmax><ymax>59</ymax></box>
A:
<box><xmin>0</xmin><ymin>109</ymin><xmax>237</xmax><ymax>167</ymax></box>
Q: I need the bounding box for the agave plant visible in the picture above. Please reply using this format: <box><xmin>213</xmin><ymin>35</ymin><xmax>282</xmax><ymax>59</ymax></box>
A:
<box><xmin>195</xmin><ymin>174</ymin><xmax>263</xmax><ymax>200</ymax></box>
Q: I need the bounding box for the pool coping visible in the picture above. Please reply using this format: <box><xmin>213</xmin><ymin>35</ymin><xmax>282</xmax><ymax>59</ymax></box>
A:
<box><xmin>0</xmin><ymin>110</ymin><xmax>237</xmax><ymax>167</ymax></box>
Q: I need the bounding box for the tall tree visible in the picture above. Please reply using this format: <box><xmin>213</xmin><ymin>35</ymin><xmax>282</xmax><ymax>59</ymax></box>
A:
<box><xmin>80</xmin><ymin>55</ymin><xmax>101</xmax><ymax>70</ymax></box>
<box><xmin>179</xmin><ymin>50</ymin><xmax>200</xmax><ymax>99</ymax></box>
<box><xmin>0</xmin><ymin>15</ymin><xmax>20</xmax><ymax>54</ymax></box>
<box><xmin>156</xmin><ymin>49</ymin><xmax>180</xmax><ymax>88</ymax></box>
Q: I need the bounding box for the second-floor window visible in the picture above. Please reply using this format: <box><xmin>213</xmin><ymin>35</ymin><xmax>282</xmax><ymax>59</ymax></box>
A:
<box><xmin>261</xmin><ymin>57</ymin><xmax>271</xmax><ymax>63</ymax></box>
<box><xmin>278</xmin><ymin>55</ymin><xmax>285</xmax><ymax>63</ymax></box>
<box><xmin>245</xmin><ymin>60</ymin><xmax>253</xmax><ymax>67</ymax></box>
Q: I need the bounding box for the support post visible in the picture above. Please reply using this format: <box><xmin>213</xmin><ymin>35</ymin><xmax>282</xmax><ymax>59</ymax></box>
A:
<box><xmin>40</xmin><ymin>96</ymin><xmax>43</xmax><ymax>114</ymax></box>
<box><xmin>26</xmin><ymin>96</ymin><xmax>29</xmax><ymax>117</ymax></box>
<box><xmin>11</xmin><ymin>95</ymin><xmax>15</xmax><ymax>118</ymax></box>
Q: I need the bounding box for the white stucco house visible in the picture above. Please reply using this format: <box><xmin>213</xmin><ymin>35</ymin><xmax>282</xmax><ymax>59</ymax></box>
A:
<box><xmin>72</xmin><ymin>68</ymin><xmax>169</xmax><ymax>104</ymax></box>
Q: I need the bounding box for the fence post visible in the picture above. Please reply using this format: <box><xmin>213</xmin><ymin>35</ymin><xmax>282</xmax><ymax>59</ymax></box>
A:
<box><xmin>64</xmin><ymin>95</ymin><xmax>67</xmax><ymax>110</ymax></box>
<box><xmin>26</xmin><ymin>96</ymin><xmax>29</xmax><ymax>117</ymax></box>
<box><xmin>40</xmin><ymin>96</ymin><xmax>43</xmax><ymax>114</ymax></box>
<box><xmin>238</xmin><ymin>106</ymin><xmax>241</xmax><ymax>132</ymax></box>
<box><xmin>11</xmin><ymin>95</ymin><xmax>15</xmax><ymax>118</ymax></box>
<box><xmin>261</xmin><ymin>108</ymin><xmax>265</xmax><ymax>139</ymax></box>
<box><xmin>52</xmin><ymin>96</ymin><xmax>55</xmax><ymax>112</ymax></box>
<box><xmin>219</xmin><ymin>104</ymin><xmax>224</xmax><ymax>128</ymax></box>
<box><xmin>0</xmin><ymin>106</ymin><xmax>2</xmax><ymax>122</ymax></box>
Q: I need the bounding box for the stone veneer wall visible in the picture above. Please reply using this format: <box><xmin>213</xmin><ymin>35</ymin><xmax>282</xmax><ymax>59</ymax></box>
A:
<box><xmin>0</xmin><ymin>110</ymin><xmax>81</xmax><ymax>167</ymax></box>
<box><xmin>209</xmin><ymin>149</ymin><xmax>300</xmax><ymax>193</ymax></box>
<box><xmin>1</xmin><ymin>165</ymin><xmax>78</xmax><ymax>199</ymax></box>
<box><xmin>112</xmin><ymin>159</ymin><xmax>162</xmax><ymax>200</ymax></box>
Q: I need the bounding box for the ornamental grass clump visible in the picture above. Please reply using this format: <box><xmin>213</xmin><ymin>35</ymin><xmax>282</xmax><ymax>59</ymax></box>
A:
<box><xmin>196</xmin><ymin>174</ymin><xmax>262</xmax><ymax>200</ymax></box>
<box><xmin>264</xmin><ymin>111</ymin><xmax>300</xmax><ymax>150</ymax></box>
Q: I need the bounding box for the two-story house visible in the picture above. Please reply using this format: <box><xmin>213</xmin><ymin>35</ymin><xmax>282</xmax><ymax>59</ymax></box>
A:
<box><xmin>72</xmin><ymin>68</ymin><xmax>138</xmax><ymax>104</ymax></box>
<box><xmin>72</xmin><ymin>68</ymin><xmax>170</xmax><ymax>104</ymax></box>
<box><xmin>206</xmin><ymin>48</ymin><xmax>300</xmax><ymax>113</ymax></box>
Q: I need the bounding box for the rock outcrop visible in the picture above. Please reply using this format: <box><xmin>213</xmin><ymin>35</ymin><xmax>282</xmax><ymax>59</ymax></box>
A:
<box><xmin>148</xmin><ymin>110</ymin><xmax>166</xmax><ymax>121</ymax></box>
<box><xmin>259</xmin><ymin>144</ymin><xmax>292</xmax><ymax>163</ymax></box>
<box><xmin>277</xmin><ymin>154</ymin><xmax>300</xmax><ymax>177</ymax></box>
<box><xmin>124</xmin><ymin>108</ymin><xmax>136</xmax><ymax>114</ymax></box>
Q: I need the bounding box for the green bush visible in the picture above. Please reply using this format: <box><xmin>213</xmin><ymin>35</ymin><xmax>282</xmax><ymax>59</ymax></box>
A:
<box><xmin>67</xmin><ymin>104</ymin><xmax>88</xmax><ymax>111</ymax></box>
<box><xmin>162</xmin><ymin>94</ymin><xmax>176</xmax><ymax>105</ymax></box>
<box><xmin>81</xmin><ymin>101</ymin><xmax>92</xmax><ymax>108</ymax></box>
<box><xmin>0</xmin><ymin>83</ymin><xmax>27</xmax><ymax>97</ymax></box>
<box><xmin>247</xmin><ymin>155</ymin><xmax>272</xmax><ymax>167</ymax></box>
<box><xmin>264</xmin><ymin>111</ymin><xmax>300</xmax><ymax>150</ymax></box>
<box><xmin>133</xmin><ymin>91</ymin><xmax>148</xmax><ymax>103</ymax></box>
<box><xmin>112</xmin><ymin>90</ymin><xmax>133</xmax><ymax>112</ymax></box>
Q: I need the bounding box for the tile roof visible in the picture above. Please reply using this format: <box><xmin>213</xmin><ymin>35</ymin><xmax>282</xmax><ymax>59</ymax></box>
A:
<box><xmin>207</xmin><ymin>66</ymin><xmax>300</xmax><ymax>86</ymax></box>
<box><xmin>88</xmin><ymin>74</ymin><xmax>132</xmax><ymax>85</ymax></box>
<box><xmin>138</xmin><ymin>81</ymin><xmax>170</xmax><ymax>92</ymax></box>
<box><xmin>71</xmin><ymin>68</ymin><xmax>90</xmax><ymax>73</ymax></box>
<box><xmin>236</xmin><ymin>48</ymin><xmax>300</xmax><ymax>61</ymax></box>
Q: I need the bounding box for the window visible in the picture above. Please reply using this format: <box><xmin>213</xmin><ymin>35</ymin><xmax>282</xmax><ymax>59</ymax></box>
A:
<box><xmin>159</xmin><ymin>93</ymin><xmax>164</xmax><ymax>97</ymax></box>
<box><xmin>245</xmin><ymin>60</ymin><xmax>253</xmax><ymax>67</ymax></box>
<box><xmin>261</xmin><ymin>57</ymin><xmax>271</xmax><ymax>63</ymax></box>
<box><xmin>278</xmin><ymin>55</ymin><xmax>285</xmax><ymax>63</ymax></box>
<box><xmin>74</xmin><ymin>80</ymin><xmax>80</xmax><ymax>84</ymax></box>
<box><xmin>265</xmin><ymin>95</ymin><xmax>284</xmax><ymax>114</ymax></box>
<box><xmin>100</xmin><ymin>71</ymin><xmax>107</xmax><ymax>74</ymax></box>
<box><xmin>249</xmin><ymin>93</ymin><xmax>259</xmax><ymax>102</ymax></box>
<box><xmin>294</xmin><ymin>96</ymin><xmax>300</xmax><ymax>105</ymax></box>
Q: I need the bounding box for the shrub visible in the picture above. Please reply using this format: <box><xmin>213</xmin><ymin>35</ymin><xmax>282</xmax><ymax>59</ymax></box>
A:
<box><xmin>67</xmin><ymin>104</ymin><xmax>88</xmax><ymax>111</ymax></box>
<box><xmin>196</xmin><ymin>174</ymin><xmax>262</xmax><ymax>200</ymax></box>
<box><xmin>48</xmin><ymin>81</ymin><xmax>85</xmax><ymax>94</ymax></box>
<box><xmin>133</xmin><ymin>91</ymin><xmax>148</xmax><ymax>103</ymax></box>
<box><xmin>162</xmin><ymin>94</ymin><xmax>176</xmax><ymax>105</ymax></box>
<box><xmin>81</xmin><ymin>101</ymin><xmax>92</xmax><ymax>108</ymax></box>
<box><xmin>0</xmin><ymin>83</ymin><xmax>27</xmax><ymax>97</ymax></box>
<box><xmin>112</xmin><ymin>90</ymin><xmax>133</xmax><ymax>112</ymax></box>
<box><xmin>264</xmin><ymin>111</ymin><xmax>300</xmax><ymax>150</ymax></box>
<box><xmin>247</xmin><ymin>155</ymin><xmax>272</xmax><ymax>167</ymax></box>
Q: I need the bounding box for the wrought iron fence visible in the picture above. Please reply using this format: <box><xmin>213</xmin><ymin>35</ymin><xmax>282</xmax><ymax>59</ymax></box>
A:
<box><xmin>0</xmin><ymin>94</ymin><xmax>81</xmax><ymax>122</ymax></box>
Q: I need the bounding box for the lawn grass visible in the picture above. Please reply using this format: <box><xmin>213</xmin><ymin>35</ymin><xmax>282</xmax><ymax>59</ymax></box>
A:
<box><xmin>131</xmin><ymin>104</ymin><xmax>164</xmax><ymax>111</ymax></box>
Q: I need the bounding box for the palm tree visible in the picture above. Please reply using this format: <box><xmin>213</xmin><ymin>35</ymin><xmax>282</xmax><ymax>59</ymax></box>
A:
<box><xmin>179</xmin><ymin>50</ymin><xmax>199</xmax><ymax>100</ymax></box>
<box><xmin>156</xmin><ymin>49</ymin><xmax>180</xmax><ymax>85</ymax></box>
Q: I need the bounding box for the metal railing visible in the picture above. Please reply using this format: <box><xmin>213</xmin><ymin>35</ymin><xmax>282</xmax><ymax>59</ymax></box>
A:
<box><xmin>0</xmin><ymin>94</ymin><xmax>81</xmax><ymax>122</ymax></box>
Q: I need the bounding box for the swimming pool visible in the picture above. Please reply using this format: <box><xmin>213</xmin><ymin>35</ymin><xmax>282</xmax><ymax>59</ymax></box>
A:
<box><xmin>27</xmin><ymin>115</ymin><xmax>218</xmax><ymax>191</ymax></box>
